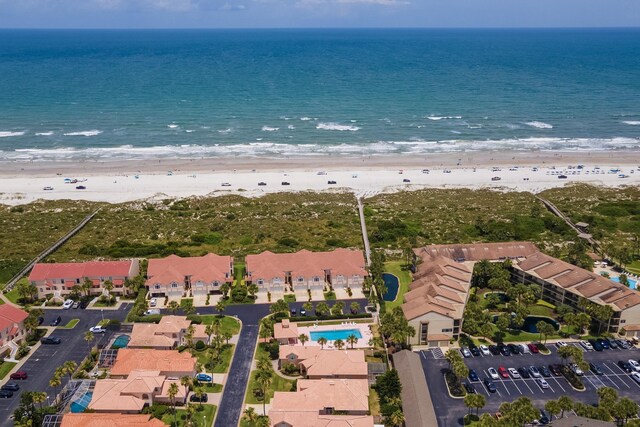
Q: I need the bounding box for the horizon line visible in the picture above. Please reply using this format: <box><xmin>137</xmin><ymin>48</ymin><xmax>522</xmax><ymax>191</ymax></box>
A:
<box><xmin>0</xmin><ymin>26</ymin><xmax>639</xmax><ymax>31</ymax></box>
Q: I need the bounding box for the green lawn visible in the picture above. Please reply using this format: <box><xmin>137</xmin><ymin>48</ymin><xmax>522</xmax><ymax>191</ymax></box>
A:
<box><xmin>284</xmin><ymin>294</ymin><xmax>296</xmax><ymax>303</ymax></box>
<box><xmin>58</xmin><ymin>318</ymin><xmax>80</xmax><ymax>329</ymax></box>
<box><xmin>244</xmin><ymin>369</ymin><xmax>296</xmax><ymax>404</ymax></box>
<box><xmin>368</xmin><ymin>388</ymin><xmax>381</xmax><ymax>417</ymax></box>
<box><xmin>202</xmin><ymin>383</ymin><xmax>223</xmax><ymax>393</ymax></box>
<box><xmin>0</xmin><ymin>361</ymin><xmax>17</xmax><ymax>380</ymax></box>
<box><xmin>193</xmin><ymin>344</ymin><xmax>235</xmax><ymax>374</ymax></box>
<box><xmin>323</xmin><ymin>291</ymin><xmax>336</xmax><ymax>301</ymax></box>
<box><xmin>527</xmin><ymin>304</ymin><xmax>555</xmax><ymax>317</ymax></box>
<box><xmin>240</xmin><ymin>416</ymin><xmax>270</xmax><ymax>427</ymax></box>
<box><xmin>161</xmin><ymin>403</ymin><xmax>216</xmax><ymax>427</ymax></box>
<box><xmin>4</xmin><ymin>287</ymin><xmax>22</xmax><ymax>305</ymax></box>
<box><xmin>180</xmin><ymin>298</ymin><xmax>193</xmax><ymax>309</ymax></box>
<box><xmin>198</xmin><ymin>315</ymin><xmax>241</xmax><ymax>336</ymax></box>
<box><xmin>234</xmin><ymin>262</ymin><xmax>246</xmax><ymax>286</ymax></box>
<box><xmin>628</xmin><ymin>261</ymin><xmax>640</xmax><ymax>275</ymax></box>
<box><xmin>383</xmin><ymin>261</ymin><xmax>412</xmax><ymax>310</ymax></box>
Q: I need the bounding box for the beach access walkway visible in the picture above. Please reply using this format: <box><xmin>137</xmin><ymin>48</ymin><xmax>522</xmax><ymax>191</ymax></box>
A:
<box><xmin>357</xmin><ymin>196</ymin><xmax>372</xmax><ymax>266</ymax></box>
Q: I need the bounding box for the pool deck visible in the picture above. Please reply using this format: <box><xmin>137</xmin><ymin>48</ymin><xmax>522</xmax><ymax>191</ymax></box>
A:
<box><xmin>297</xmin><ymin>322</ymin><xmax>373</xmax><ymax>349</ymax></box>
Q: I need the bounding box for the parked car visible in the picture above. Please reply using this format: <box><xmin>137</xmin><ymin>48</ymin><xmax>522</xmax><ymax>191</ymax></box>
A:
<box><xmin>498</xmin><ymin>367</ymin><xmax>509</xmax><ymax>379</ymax></box>
<box><xmin>62</xmin><ymin>299</ymin><xmax>74</xmax><ymax>309</ymax></box>
<box><xmin>75</xmin><ymin>185</ymin><xmax>86</xmax><ymax>190</ymax></box>
<box><xmin>221</xmin><ymin>183</ymin><xmax>231</xmax><ymax>187</ymax></box>
<box><xmin>196</xmin><ymin>373</ymin><xmax>212</xmax><ymax>382</ymax></box>
<box><xmin>488</xmin><ymin>368</ymin><xmax>500</xmax><ymax>380</ymax></box>
<box><xmin>0</xmin><ymin>390</ymin><xmax>13</xmax><ymax>398</ymax></box>
<box><xmin>1</xmin><ymin>383</ymin><xmax>19</xmax><ymax>392</ymax></box>
<box><xmin>631</xmin><ymin>372</ymin><xmax>640</xmax><ymax>384</ymax></box>
<box><xmin>618</xmin><ymin>361</ymin><xmax>633</xmax><ymax>373</ymax></box>
<box><xmin>149</xmin><ymin>298</ymin><xmax>157</xmax><ymax>307</ymax></box>
<box><xmin>538</xmin><ymin>409</ymin><xmax>550</xmax><ymax>425</ymax></box>
<box><xmin>507</xmin><ymin>344</ymin><xmax>520</xmax><ymax>355</ymax></box>
<box><xmin>43</xmin><ymin>186</ymin><xmax>54</xmax><ymax>191</ymax></box>
<box><xmin>617</xmin><ymin>339</ymin><xmax>630</xmax><ymax>349</ymax></box>
<box><xmin>9</xmin><ymin>372</ymin><xmax>27</xmax><ymax>380</ymax></box>
<box><xmin>281</xmin><ymin>182</ymin><xmax>290</xmax><ymax>186</ymax></box>
<box><xmin>555</xmin><ymin>341</ymin><xmax>568</xmax><ymax>348</ymax></box>
<box><xmin>499</xmin><ymin>345</ymin><xmax>511</xmax><ymax>357</ymax></box>
<box><xmin>145</xmin><ymin>309</ymin><xmax>161</xmax><ymax>316</ymax></box>
<box><xmin>469</xmin><ymin>344</ymin><xmax>480</xmax><ymax>357</ymax></box>
<box><xmin>299</xmin><ymin>309</ymin><xmax>306</xmax><ymax>316</ymax></box>
<box><xmin>491</xmin><ymin>177</ymin><xmax>501</xmax><ymax>181</ymax></box>
<box><xmin>628</xmin><ymin>359</ymin><xmax>640</xmax><ymax>372</ymax></box>
<box><xmin>89</xmin><ymin>326</ymin><xmax>106</xmax><ymax>333</ymax></box>
<box><xmin>50</xmin><ymin>316</ymin><xmax>62</xmax><ymax>327</ymax></box>
<box><xmin>258</xmin><ymin>182</ymin><xmax>267</xmax><ymax>186</ymax></box>
<box><xmin>72</xmin><ymin>301</ymin><xmax>80</xmax><ymax>309</ymax></box>
<box><xmin>589</xmin><ymin>339</ymin><xmax>604</xmax><ymax>351</ymax></box>
<box><xmin>519</xmin><ymin>344</ymin><xmax>530</xmax><ymax>354</ymax></box>
<box><xmin>402</xmin><ymin>178</ymin><xmax>411</xmax><ymax>183</ymax></box>
<box><xmin>570</xmin><ymin>363</ymin><xmax>584</xmax><ymax>376</ymax></box>
<box><xmin>484</xmin><ymin>378</ymin><xmax>497</xmax><ymax>393</ymax></box>
<box><xmin>488</xmin><ymin>345</ymin><xmax>500</xmax><ymax>356</ymax></box>
<box><xmin>460</xmin><ymin>347</ymin><xmax>472</xmax><ymax>358</ymax></box>
<box><xmin>527</xmin><ymin>343</ymin><xmax>539</xmax><ymax>353</ymax></box>
<box><xmin>539</xmin><ymin>366</ymin><xmax>551</xmax><ymax>378</ymax></box>
<box><xmin>468</xmin><ymin>370</ymin><xmax>479</xmax><ymax>382</ymax></box>
<box><xmin>590</xmin><ymin>363</ymin><xmax>604</xmax><ymax>375</ymax></box>
<box><xmin>327</xmin><ymin>180</ymin><xmax>337</xmax><ymax>184</ymax></box>
<box><xmin>517</xmin><ymin>367</ymin><xmax>531</xmax><ymax>379</ymax></box>
<box><xmin>508</xmin><ymin>368</ymin><xmax>521</xmax><ymax>379</ymax></box>
<box><xmin>479</xmin><ymin>345</ymin><xmax>491</xmax><ymax>356</ymax></box>
<box><xmin>598</xmin><ymin>338</ymin><xmax>610</xmax><ymax>350</ymax></box>
<box><xmin>548</xmin><ymin>364</ymin><xmax>562</xmax><ymax>376</ymax></box>
<box><xmin>537</xmin><ymin>378</ymin><xmax>550</xmax><ymax>389</ymax></box>
<box><xmin>580</xmin><ymin>340</ymin><xmax>593</xmax><ymax>351</ymax></box>
<box><xmin>37</xmin><ymin>316</ymin><xmax>44</xmax><ymax>325</ymax></box>
<box><xmin>558</xmin><ymin>175</ymin><xmax>568</xmax><ymax>179</ymax></box>
<box><xmin>463</xmin><ymin>382</ymin><xmax>476</xmax><ymax>394</ymax></box>
<box><xmin>529</xmin><ymin>366</ymin><xmax>541</xmax><ymax>378</ymax></box>
<box><xmin>190</xmin><ymin>393</ymin><xmax>209</xmax><ymax>402</ymax></box>
<box><xmin>41</xmin><ymin>336</ymin><xmax>62</xmax><ymax>345</ymax></box>
<box><xmin>608</xmin><ymin>339</ymin><xmax>618</xmax><ymax>349</ymax></box>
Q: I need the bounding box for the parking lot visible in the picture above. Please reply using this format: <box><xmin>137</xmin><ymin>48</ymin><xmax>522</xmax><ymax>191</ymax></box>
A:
<box><xmin>421</xmin><ymin>342</ymin><xmax>640</xmax><ymax>426</ymax></box>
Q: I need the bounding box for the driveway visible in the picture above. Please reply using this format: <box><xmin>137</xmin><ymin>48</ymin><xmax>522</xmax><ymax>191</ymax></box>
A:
<box><xmin>420</xmin><ymin>343</ymin><xmax>640</xmax><ymax>426</ymax></box>
<box><xmin>0</xmin><ymin>305</ymin><xmax>130</xmax><ymax>426</ymax></box>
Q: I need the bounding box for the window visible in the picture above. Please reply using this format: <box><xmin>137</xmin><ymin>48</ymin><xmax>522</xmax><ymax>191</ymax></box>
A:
<box><xmin>442</xmin><ymin>328</ymin><xmax>453</xmax><ymax>333</ymax></box>
<box><xmin>213</xmin><ymin>281</ymin><xmax>219</xmax><ymax>286</ymax></box>
<box><xmin>155</xmin><ymin>284</ymin><xmax>161</xmax><ymax>290</ymax></box>
<box><xmin>324</xmin><ymin>407</ymin><xmax>334</xmax><ymax>415</ymax></box>
<box><xmin>257</xmin><ymin>279</ymin><xmax>264</xmax><ymax>285</ymax></box>
<box><xmin>172</xmin><ymin>283</ymin><xmax>178</xmax><ymax>288</ymax></box>
<box><xmin>314</xmin><ymin>277</ymin><xmax>320</xmax><ymax>282</ymax></box>
<box><xmin>621</xmin><ymin>320</ymin><xmax>626</xmax><ymax>324</ymax></box>
<box><xmin>298</xmin><ymin>277</ymin><xmax>304</xmax><ymax>282</ymax></box>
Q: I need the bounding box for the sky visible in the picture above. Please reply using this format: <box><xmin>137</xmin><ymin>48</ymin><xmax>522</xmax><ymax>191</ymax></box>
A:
<box><xmin>0</xmin><ymin>0</ymin><xmax>638</xmax><ymax>29</ymax></box>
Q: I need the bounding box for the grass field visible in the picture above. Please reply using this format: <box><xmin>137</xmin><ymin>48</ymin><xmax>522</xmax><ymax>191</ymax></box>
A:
<box><xmin>161</xmin><ymin>403</ymin><xmax>216</xmax><ymax>427</ymax></box>
<box><xmin>198</xmin><ymin>315</ymin><xmax>241</xmax><ymax>336</ymax></box>
<box><xmin>383</xmin><ymin>261</ymin><xmax>412</xmax><ymax>310</ymax></box>
<box><xmin>244</xmin><ymin>344</ymin><xmax>296</xmax><ymax>405</ymax></box>
<box><xmin>0</xmin><ymin>361</ymin><xmax>17</xmax><ymax>380</ymax></box>
<box><xmin>58</xmin><ymin>318</ymin><xmax>80</xmax><ymax>329</ymax></box>
<box><xmin>194</xmin><ymin>344</ymin><xmax>235</xmax><ymax>374</ymax></box>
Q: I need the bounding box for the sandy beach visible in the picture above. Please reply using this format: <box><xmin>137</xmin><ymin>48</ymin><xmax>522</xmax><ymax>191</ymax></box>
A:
<box><xmin>1</xmin><ymin>151</ymin><xmax>639</xmax><ymax>205</ymax></box>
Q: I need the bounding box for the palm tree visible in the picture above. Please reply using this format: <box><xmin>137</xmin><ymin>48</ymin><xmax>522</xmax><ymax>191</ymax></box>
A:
<box><xmin>243</xmin><ymin>407</ymin><xmax>259</xmax><ymax>423</ymax></box>
<box><xmin>168</xmin><ymin>382</ymin><xmax>179</xmax><ymax>426</ymax></box>
<box><xmin>557</xmin><ymin>395</ymin><xmax>574</xmax><ymax>418</ymax></box>
<box><xmin>298</xmin><ymin>334</ymin><xmax>309</xmax><ymax>347</ymax></box>
<box><xmin>84</xmin><ymin>331</ymin><xmax>94</xmax><ymax>352</ymax></box>
<box><xmin>63</xmin><ymin>360</ymin><xmax>77</xmax><ymax>382</ymax></box>
<box><xmin>49</xmin><ymin>373</ymin><xmax>62</xmax><ymax>405</ymax></box>
<box><xmin>103</xmin><ymin>280</ymin><xmax>114</xmax><ymax>301</ymax></box>
<box><xmin>180</xmin><ymin>376</ymin><xmax>193</xmax><ymax>400</ymax></box>
<box><xmin>216</xmin><ymin>300</ymin><xmax>226</xmax><ymax>315</ymax></box>
<box><xmin>32</xmin><ymin>391</ymin><xmax>47</xmax><ymax>410</ymax></box>
<box><xmin>167</xmin><ymin>300</ymin><xmax>180</xmax><ymax>314</ymax></box>
<box><xmin>223</xmin><ymin>331</ymin><xmax>232</xmax><ymax>345</ymax></box>
<box><xmin>184</xmin><ymin>324</ymin><xmax>195</xmax><ymax>348</ymax></box>
<box><xmin>194</xmin><ymin>386</ymin><xmax>206</xmax><ymax>408</ymax></box>
<box><xmin>346</xmin><ymin>334</ymin><xmax>358</xmax><ymax>349</ymax></box>
<box><xmin>545</xmin><ymin>400</ymin><xmax>561</xmax><ymax>421</ymax></box>
<box><xmin>334</xmin><ymin>339</ymin><xmax>345</xmax><ymax>350</ymax></box>
<box><xmin>386</xmin><ymin>409</ymin><xmax>405</xmax><ymax>427</ymax></box>
<box><xmin>206</xmin><ymin>348</ymin><xmax>218</xmax><ymax>380</ymax></box>
<box><xmin>303</xmin><ymin>301</ymin><xmax>313</xmax><ymax>313</ymax></box>
<box><xmin>317</xmin><ymin>337</ymin><xmax>328</xmax><ymax>349</ymax></box>
<box><xmin>205</xmin><ymin>324</ymin><xmax>214</xmax><ymax>345</ymax></box>
<box><xmin>82</xmin><ymin>278</ymin><xmax>93</xmax><ymax>297</ymax></box>
<box><xmin>350</xmin><ymin>301</ymin><xmax>360</xmax><ymax>314</ymax></box>
<box><xmin>255</xmin><ymin>369</ymin><xmax>273</xmax><ymax>415</ymax></box>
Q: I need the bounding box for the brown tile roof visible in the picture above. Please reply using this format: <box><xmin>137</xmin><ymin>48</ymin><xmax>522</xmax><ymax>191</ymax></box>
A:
<box><xmin>0</xmin><ymin>305</ymin><xmax>28</xmax><ymax>331</ymax></box>
<box><xmin>414</xmin><ymin>241</ymin><xmax>538</xmax><ymax>262</ymax></box>
<box><xmin>274</xmin><ymin>319</ymin><xmax>299</xmax><ymax>340</ymax></box>
<box><xmin>146</xmin><ymin>253</ymin><xmax>232</xmax><ymax>286</ymax></box>
<box><xmin>61</xmin><ymin>414</ymin><xmax>167</xmax><ymax>427</ymax></box>
<box><xmin>270</xmin><ymin>378</ymin><xmax>369</xmax><ymax>413</ymax></box>
<box><xmin>282</xmin><ymin>347</ymin><xmax>367</xmax><ymax>378</ymax></box>
<box><xmin>269</xmin><ymin>412</ymin><xmax>374</xmax><ymax>427</ymax></box>
<box><xmin>623</xmin><ymin>324</ymin><xmax>640</xmax><ymax>331</ymax></box>
<box><xmin>29</xmin><ymin>261</ymin><xmax>133</xmax><ymax>282</ymax></box>
<box><xmin>110</xmin><ymin>349</ymin><xmax>196</xmax><ymax>377</ymax></box>
<box><xmin>246</xmin><ymin>249</ymin><xmax>366</xmax><ymax>281</ymax></box>
<box><xmin>280</xmin><ymin>345</ymin><xmax>321</xmax><ymax>361</ymax></box>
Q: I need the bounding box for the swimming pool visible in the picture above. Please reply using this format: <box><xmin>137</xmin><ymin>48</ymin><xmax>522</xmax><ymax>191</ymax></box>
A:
<box><xmin>111</xmin><ymin>335</ymin><xmax>130</xmax><ymax>349</ymax></box>
<box><xmin>70</xmin><ymin>392</ymin><xmax>93</xmax><ymax>413</ymax></box>
<box><xmin>611</xmin><ymin>276</ymin><xmax>638</xmax><ymax>290</ymax></box>
<box><xmin>310</xmin><ymin>329</ymin><xmax>363</xmax><ymax>341</ymax></box>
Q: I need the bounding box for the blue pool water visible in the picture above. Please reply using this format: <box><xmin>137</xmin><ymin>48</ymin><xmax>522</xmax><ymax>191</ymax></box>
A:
<box><xmin>382</xmin><ymin>273</ymin><xmax>399</xmax><ymax>302</ymax></box>
<box><xmin>70</xmin><ymin>392</ymin><xmax>93</xmax><ymax>413</ymax></box>
<box><xmin>310</xmin><ymin>329</ymin><xmax>363</xmax><ymax>341</ymax></box>
<box><xmin>611</xmin><ymin>276</ymin><xmax>638</xmax><ymax>290</ymax></box>
<box><xmin>111</xmin><ymin>335</ymin><xmax>130</xmax><ymax>349</ymax></box>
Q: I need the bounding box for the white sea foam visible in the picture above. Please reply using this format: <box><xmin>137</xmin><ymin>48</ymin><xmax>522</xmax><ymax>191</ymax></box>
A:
<box><xmin>623</xmin><ymin>121</ymin><xmax>640</xmax><ymax>126</ymax></box>
<box><xmin>316</xmin><ymin>122</ymin><xmax>361</xmax><ymax>132</ymax></box>
<box><xmin>426</xmin><ymin>116</ymin><xmax>462</xmax><ymax>121</ymax></box>
<box><xmin>63</xmin><ymin>130</ymin><xmax>103</xmax><ymax>137</ymax></box>
<box><xmin>185</xmin><ymin>130</ymin><xmax>195</xmax><ymax>133</ymax></box>
<box><xmin>168</xmin><ymin>124</ymin><xmax>178</xmax><ymax>129</ymax></box>
<box><xmin>0</xmin><ymin>131</ymin><xmax>26</xmax><ymax>138</ymax></box>
<box><xmin>35</xmin><ymin>132</ymin><xmax>54</xmax><ymax>136</ymax></box>
<box><xmin>504</xmin><ymin>123</ymin><xmax>521</xmax><ymax>130</ymax></box>
<box><xmin>262</xmin><ymin>126</ymin><xmax>279</xmax><ymax>132</ymax></box>
<box><xmin>300</xmin><ymin>117</ymin><xmax>313</xmax><ymax>121</ymax></box>
<box><xmin>525</xmin><ymin>121</ymin><xmax>553</xmax><ymax>129</ymax></box>
<box><xmin>287</xmin><ymin>125</ymin><xmax>295</xmax><ymax>130</ymax></box>
<box><xmin>218</xmin><ymin>128</ymin><xmax>232</xmax><ymax>134</ymax></box>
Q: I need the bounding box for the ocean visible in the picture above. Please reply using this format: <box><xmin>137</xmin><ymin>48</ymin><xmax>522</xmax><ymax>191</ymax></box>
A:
<box><xmin>0</xmin><ymin>28</ymin><xmax>639</xmax><ymax>161</ymax></box>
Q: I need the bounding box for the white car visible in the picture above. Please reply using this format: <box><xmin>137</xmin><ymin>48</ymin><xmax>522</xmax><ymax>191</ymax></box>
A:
<box><xmin>488</xmin><ymin>367</ymin><xmax>500</xmax><ymax>380</ymax></box>
<box><xmin>508</xmin><ymin>368</ymin><xmax>521</xmax><ymax>379</ymax></box>
<box><xmin>631</xmin><ymin>372</ymin><xmax>640</xmax><ymax>384</ymax></box>
<box><xmin>479</xmin><ymin>345</ymin><xmax>491</xmax><ymax>356</ymax></box>
<box><xmin>580</xmin><ymin>340</ymin><xmax>593</xmax><ymax>351</ymax></box>
<box><xmin>537</xmin><ymin>378</ymin><xmax>550</xmax><ymax>389</ymax></box>
<box><xmin>570</xmin><ymin>363</ymin><xmax>584</xmax><ymax>376</ymax></box>
<box><xmin>460</xmin><ymin>347</ymin><xmax>472</xmax><ymax>358</ymax></box>
<box><xmin>556</xmin><ymin>341</ymin><xmax>568</xmax><ymax>348</ymax></box>
<box><xmin>221</xmin><ymin>182</ymin><xmax>231</xmax><ymax>187</ymax></box>
<box><xmin>149</xmin><ymin>298</ymin><xmax>157</xmax><ymax>307</ymax></box>
<box><xmin>519</xmin><ymin>344</ymin><xmax>530</xmax><ymax>354</ymax></box>
<box><xmin>628</xmin><ymin>360</ymin><xmax>640</xmax><ymax>372</ymax></box>
<box><xmin>89</xmin><ymin>326</ymin><xmax>106</xmax><ymax>333</ymax></box>
<box><xmin>529</xmin><ymin>366</ymin><xmax>541</xmax><ymax>378</ymax></box>
<box><xmin>62</xmin><ymin>299</ymin><xmax>74</xmax><ymax>309</ymax></box>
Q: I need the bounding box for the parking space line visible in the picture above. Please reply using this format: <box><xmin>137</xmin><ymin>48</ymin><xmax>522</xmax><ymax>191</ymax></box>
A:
<box><xmin>498</xmin><ymin>379</ymin><xmax>511</xmax><ymax>396</ymax></box>
<box><xmin>550</xmin><ymin>376</ymin><xmax>566</xmax><ymax>393</ymax></box>
<box><xmin>531</xmin><ymin>378</ymin><xmax>545</xmax><ymax>394</ymax></box>
<box><xmin>507</xmin><ymin>378</ymin><xmax>523</xmax><ymax>395</ymax></box>
<box><xmin>605</xmin><ymin>363</ymin><xmax>631</xmax><ymax>388</ymax></box>
<box><xmin>585</xmin><ymin>374</ymin><xmax>608</xmax><ymax>389</ymax></box>
<box><xmin>520</xmin><ymin>378</ymin><xmax>534</xmax><ymax>394</ymax></box>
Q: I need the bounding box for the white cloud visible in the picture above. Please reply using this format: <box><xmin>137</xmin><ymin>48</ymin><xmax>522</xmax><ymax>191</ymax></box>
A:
<box><xmin>220</xmin><ymin>1</ymin><xmax>246</xmax><ymax>9</ymax></box>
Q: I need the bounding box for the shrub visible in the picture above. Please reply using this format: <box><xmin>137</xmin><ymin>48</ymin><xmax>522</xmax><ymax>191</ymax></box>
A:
<box><xmin>444</xmin><ymin>370</ymin><xmax>465</xmax><ymax>397</ymax></box>
<box><xmin>231</xmin><ymin>286</ymin><xmax>248</xmax><ymax>303</ymax></box>
<box><xmin>149</xmin><ymin>404</ymin><xmax>169</xmax><ymax>419</ymax></box>
<box><xmin>195</xmin><ymin>340</ymin><xmax>206</xmax><ymax>351</ymax></box>
<box><xmin>260</xmin><ymin>341</ymin><xmax>280</xmax><ymax>360</ymax></box>
<box><xmin>15</xmin><ymin>344</ymin><xmax>30</xmax><ymax>360</ymax></box>
<box><xmin>560</xmin><ymin>365</ymin><xmax>585</xmax><ymax>390</ymax></box>
<box><xmin>281</xmin><ymin>363</ymin><xmax>298</xmax><ymax>376</ymax></box>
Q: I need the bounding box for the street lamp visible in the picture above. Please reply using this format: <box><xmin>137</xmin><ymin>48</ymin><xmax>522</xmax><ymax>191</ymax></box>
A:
<box><xmin>101</xmin><ymin>309</ymin><xmax>104</xmax><ymax>322</ymax></box>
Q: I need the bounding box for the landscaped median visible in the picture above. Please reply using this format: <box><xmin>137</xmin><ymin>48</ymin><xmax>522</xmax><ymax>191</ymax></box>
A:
<box><xmin>0</xmin><ymin>360</ymin><xmax>17</xmax><ymax>380</ymax></box>
<box><xmin>57</xmin><ymin>318</ymin><xmax>80</xmax><ymax>329</ymax></box>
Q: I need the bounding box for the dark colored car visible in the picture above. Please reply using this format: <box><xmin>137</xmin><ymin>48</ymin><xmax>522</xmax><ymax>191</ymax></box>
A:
<box><xmin>290</xmin><ymin>308</ymin><xmax>297</xmax><ymax>316</ymax></box>
<box><xmin>402</xmin><ymin>178</ymin><xmax>411</xmax><ymax>183</ymax></box>
<box><xmin>79</xmin><ymin>300</ymin><xmax>89</xmax><ymax>309</ymax></box>
<box><xmin>75</xmin><ymin>185</ymin><xmax>86</xmax><ymax>189</ymax></box>
<box><xmin>538</xmin><ymin>409</ymin><xmax>550</xmax><ymax>425</ymax></box>
<box><xmin>517</xmin><ymin>367</ymin><xmax>531</xmax><ymax>379</ymax></box>
<box><xmin>50</xmin><ymin>316</ymin><xmax>62</xmax><ymax>327</ymax></box>
<box><xmin>463</xmin><ymin>382</ymin><xmax>476</xmax><ymax>394</ymax></box>
<box><xmin>189</xmin><ymin>393</ymin><xmax>208</xmax><ymax>402</ymax></box>
<box><xmin>257</xmin><ymin>182</ymin><xmax>267</xmax><ymax>186</ymax></box>
<box><xmin>498</xmin><ymin>345</ymin><xmax>511</xmax><ymax>356</ymax></box>
<box><xmin>548</xmin><ymin>364</ymin><xmax>562</xmax><ymax>376</ymax></box>
<box><xmin>528</xmin><ymin>343</ymin><xmax>539</xmax><ymax>354</ymax></box>
<box><xmin>539</xmin><ymin>366</ymin><xmax>551</xmax><ymax>378</ymax></box>
<box><xmin>590</xmin><ymin>363</ymin><xmax>604</xmax><ymax>375</ymax></box>
<box><xmin>469</xmin><ymin>345</ymin><xmax>480</xmax><ymax>357</ymax></box>
<box><xmin>1</xmin><ymin>383</ymin><xmax>19</xmax><ymax>391</ymax></box>
<box><xmin>618</xmin><ymin>361</ymin><xmax>633</xmax><ymax>373</ymax></box>
<box><xmin>327</xmin><ymin>180</ymin><xmax>337</xmax><ymax>184</ymax></box>
<box><xmin>488</xmin><ymin>345</ymin><xmax>500</xmax><ymax>356</ymax></box>
<box><xmin>507</xmin><ymin>344</ymin><xmax>520</xmax><ymax>355</ymax></box>
<box><xmin>468</xmin><ymin>369</ymin><xmax>479</xmax><ymax>382</ymax></box>
<box><xmin>589</xmin><ymin>339</ymin><xmax>604</xmax><ymax>351</ymax></box>
<box><xmin>281</xmin><ymin>182</ymin><xmax>290</xmax><ymax>186</ymax></box>
<box><xmin>597</xmin><ymin>338</ymin><xmax>610</xmax><ymax>350</ymax></box>
<box><xmin>37</xmin><ymin>316</ymin><xmax>44</xmax><ymax>326</ymax></box>
<box><xmin>617</xmin><ymin>339</ymin><xmax>631</xmax><ymax>349</ymax></box>
<box><xmin>9</xmin><ymin>371</ymin><xmax>27</xmax><ymax>380</ymax></box>
<box><xmin>608</xmin><ymin>339</ymin><xmax>618</xmax><ymax>349</ymax></box>
<box><xmin>484</xmin><ymin>378</ymin><xmax>497</xmax><ymax>393</ymax></box>
<box><xmin>41</xmin><ymin>336</ymin><xmax>62</xmax><ymax>345</ymax></box>
<box><xmin>0</xmin><ymin>390</ymin><xmax>13</xmax><ymax>398</ymax></box>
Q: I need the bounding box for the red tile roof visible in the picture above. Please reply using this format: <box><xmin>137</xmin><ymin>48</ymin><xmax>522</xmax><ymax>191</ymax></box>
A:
<box><xmin>246</xmin><ymin>249</ymin><xmax>366</xmax><ymax>281</ymax></box>
<box><xmin>29</xmin><ymin>261</ymin><xmax>133</xmax><ymax>282</ymax></box>
<box><xmin>0</xmin><ymin>305</ymin><xmax>29</xmax><ymax>331</ymax></box>
<box><xmin>146</xmin><ymin>254</ymin><xmax>232</xmax><ymax>286</ymax></box>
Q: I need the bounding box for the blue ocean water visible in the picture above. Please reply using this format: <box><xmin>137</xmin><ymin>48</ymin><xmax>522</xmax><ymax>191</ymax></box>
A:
<box><xmin>0</xmin><ymin>29</ymin><xmax>639</xmax><ymax>161</ymax></box>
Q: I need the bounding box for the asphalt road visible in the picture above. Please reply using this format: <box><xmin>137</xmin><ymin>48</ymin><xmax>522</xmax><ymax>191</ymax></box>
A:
<box><xmin>421</xmin><ymin>343</ymin><xmax>640</xmax><ymax>427</ymax></box>
<box><xmin>0</xmin><ymin>304</ymin><xmax>130</xmax><ymax>427</ymax></box>
<box><xmin>186</xmin><ymin>298</ymin><xmax>369</xmax><ymax>427</ymax></box>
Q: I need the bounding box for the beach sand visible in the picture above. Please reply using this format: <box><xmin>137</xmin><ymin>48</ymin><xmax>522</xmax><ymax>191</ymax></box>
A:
<box><xmin>1</xmin><ymin>151</ymin><xmax>639</xmax><ymax>205</ymax></box>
